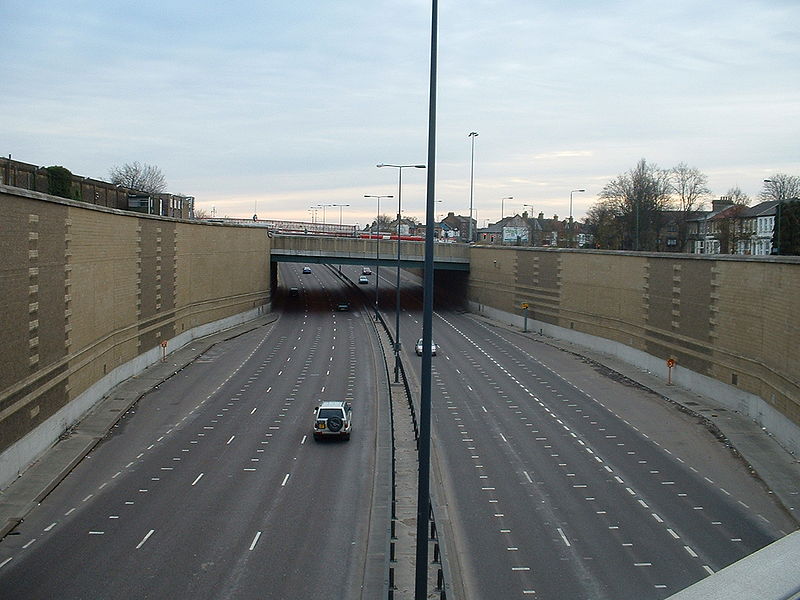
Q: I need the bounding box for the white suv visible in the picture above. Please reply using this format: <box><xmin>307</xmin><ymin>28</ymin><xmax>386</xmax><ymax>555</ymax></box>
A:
<box><xmin>313</xmin><ymin>401</ymin><xmax>353</xmax><ymax>441</ymax></box>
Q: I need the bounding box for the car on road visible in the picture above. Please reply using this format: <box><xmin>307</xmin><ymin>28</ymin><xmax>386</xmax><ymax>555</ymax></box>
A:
<box><xmin>358</xmin><ymin>275</ymin><xmax>369</xmax><ymax>284</ymax></box>
<box><xmin>302</xmin><ymin>266</ymin><xmax>312</xmax><ymax>274</ymax></box>
<box><xmin>415</xmin><ymin>338</ymin><xmax>437</xmax><ymax>356</ymax></box>
<box><xmin>336</xmin><ymin>300</ymin><xmax>350</xmax><ymax>311</ymax></box>
<box><xmin>289</xmin><ymin>287</ymin><xmax>299</xmax><ymax>297</ymax></box>
<box><xmin>362</xmin><ymin>267</ymin><xmax>372</xmax><ymax>275</ymax></box>
<box><xmin>313</xmin><ymin>401</ymin><xmax>353</xmax><ymax>440</ymax></box>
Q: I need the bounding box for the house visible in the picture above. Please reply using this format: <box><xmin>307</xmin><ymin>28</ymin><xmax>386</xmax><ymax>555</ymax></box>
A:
<box><xmin>740</xmin><ymin>201</ymin><xmax>780</xmax><ymax>255</ymax></box>
<box><xmin>477</xmin><ymin>213</ymin><xmax>547</xmax><ymax>246</ymax></box>
<box><xmin>440</xmin><ymin>212</ymin><xmax>476</xmax><ymax>243</ymax></box>
<box><xmin>688</xmin><ymin>198</ymin><xmax>785</xmax><ymax>255</ymax></box>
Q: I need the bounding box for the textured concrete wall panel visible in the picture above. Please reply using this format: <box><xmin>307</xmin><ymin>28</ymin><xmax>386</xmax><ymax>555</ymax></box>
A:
<box><xmin>0</xmin><ymin>187</ymin><xmax>271</xmax><ymax>455</ymax></box>
<box><xmin>469</xmin><ymin>246</ymin><xmax>800</xmax><ymax>431</ymax></box>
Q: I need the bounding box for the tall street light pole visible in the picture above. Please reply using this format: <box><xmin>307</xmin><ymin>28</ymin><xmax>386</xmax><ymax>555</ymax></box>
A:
<box><xmin>416</xmin><ymin>0</ymin><xmax>438</xmax><ymax>596</ymax></box>
<box><xmin>468</xmin><ymin>131</ymin><xmax>478</xmax><ymax>243</ymax></box>
<box><xmin>569</xmin><ymin>189</ymin><xmax>585</xmax><ymax>248</ymax></box>
<box><xmin>764</xmin><ymin>179</ymin><xmax>782</xmax><ymax>254</ymax></box>
<box><xmin>331</xmin><ymin>203</ymin><xmax>349</xmax><ymax>226</ymax></box>
<box><xmin>501</xmin><ymin>196</ymin><xmax>513</xmax><ymax>220</ymax></box>
<box><xmin>318</xmin><ymin>203</ymin><xmax>335</xmax><ymax>228</ymax></box>
<box><xmin>364</xmin><ymin>194</ymin><xmax>393</xmax><ymax>319</ymax></box>
<box><xmin>377</xmin><ymin>163</ymin><xmax>426</xmax><ymax>383</ymax></box>
<box><xmin>331</xmin><ymin>203</ymin><xmax>349</xmax><ymax>271</ymax></box>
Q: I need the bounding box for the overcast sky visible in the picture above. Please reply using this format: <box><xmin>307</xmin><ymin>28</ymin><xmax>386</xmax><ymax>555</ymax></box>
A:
<box><xmin>3</xmin><ymin>0</ymin><xmax>798</xmax><ymax>227</ymax></box>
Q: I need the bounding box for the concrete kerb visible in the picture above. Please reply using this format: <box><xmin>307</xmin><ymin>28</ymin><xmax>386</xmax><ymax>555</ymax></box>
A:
<box><xmin>0</xmin><ymin>312</ymin><xmax>279</xmax><ymax>540</ymax></box>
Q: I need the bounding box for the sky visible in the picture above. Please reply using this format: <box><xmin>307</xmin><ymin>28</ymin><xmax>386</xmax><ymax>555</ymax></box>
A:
<box><xmin>2</xmin><ymin>0</ymin><xmax>798</xmax><ymax>229</ymax></box>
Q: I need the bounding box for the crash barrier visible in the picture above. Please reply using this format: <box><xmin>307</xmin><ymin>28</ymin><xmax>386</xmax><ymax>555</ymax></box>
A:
<box><xmin>384</xmin><ymin>319</ymin><xmax>449</xmax><ymax>600</ymax></box>
<box><xmin>328</xmin><ymin>263</ymin><xmax>450</xmax><ymax>599</ymax></box>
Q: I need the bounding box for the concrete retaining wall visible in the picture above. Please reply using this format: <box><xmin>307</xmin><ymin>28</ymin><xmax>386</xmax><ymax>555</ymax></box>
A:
<box><xmin>468</xmin><ymin>246</ymin><xmax>800</xmax><ymax>455</ymax></box>
<box><xmin>0</xmin><ymin>186</ymin><xmax>271</xmax><ymax>489</ymax></box>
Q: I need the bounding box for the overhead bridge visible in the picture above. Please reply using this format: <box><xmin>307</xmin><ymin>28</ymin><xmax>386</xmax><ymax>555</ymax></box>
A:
<box><xmin>270</xmin><ymin>234</ymin><xmax>471</xmax><ymax>271</ymax></box>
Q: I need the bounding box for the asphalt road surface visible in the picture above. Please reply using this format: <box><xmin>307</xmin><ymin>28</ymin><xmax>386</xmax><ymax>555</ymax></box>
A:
<box><xmin>2</xmin><ymin>261</ymin><xmax>794</xmax><ymax>600</ymax></box>
<box><xmin>376</xmin><ymin>265</ymin><xmax>795</xmax><ymax>600</ymax></box>
<box><xmin>0</xmin><ymin>264</ymin><xmax>389</xmax><ymax>599</ymax></box>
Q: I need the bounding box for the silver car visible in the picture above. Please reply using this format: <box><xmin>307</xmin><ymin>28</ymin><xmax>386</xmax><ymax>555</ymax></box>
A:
<box><xmin>415</xmin><ymin>338</ymin><xmax>437</xmax><ymax>356</ymax></box>
<box><xmin>313</xmin><ymin>401</ymin><xmax>353</xmax><ymax>440</ymax></box>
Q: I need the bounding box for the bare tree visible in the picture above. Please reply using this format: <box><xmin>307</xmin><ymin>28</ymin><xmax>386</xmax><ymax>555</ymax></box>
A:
<box><xmin>670</xmin><ymin>163</ymin><xmax>711</xmax><ymax>251</ymax></box>
<box><xmin>583</xmin><ymin>203</ymin><xmax>624</xmax><ymax>249</ymax></box>
<box><xmin>598</xmin><ymin>158</ymin><xmax>673</xmax><ymax>251</ymax></box>
<box><xmin>761</xmin><ymin>173</ymin><xmax>800</xmax><ymax>202</ymax></box>
<box><xmin>366</xmin><ymin>214</ymin><xmax>394</xmax><ymax>232</ymax></box>
<box><xmin>193</xmin><ymin>207</ymin><xmax>211</xmax><ymax>219</ymax></box>
<box><xmin>109</xmin><ymin>161</ymin><xmax>167</xmax><ymax>194</ymax></box>
<box><xmin>725</xmin><ymin>186</ymin><xmax>750</xmax><ymax>206</ymax></box>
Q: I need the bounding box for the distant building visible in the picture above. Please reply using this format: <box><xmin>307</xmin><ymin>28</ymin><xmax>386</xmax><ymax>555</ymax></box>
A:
<box><xmin>686</xmin><ymin>197</ymin><xmax>785</xmax><ymax>256</ymax></box>
<box><xmin>439</xmin><ymin>212</ymin><xmax>476</xmax><ymax>242</ymax></box>
<box><xmin>0</xmin><ymin>156</ymin><xmax>195</xmax><ymax>219</ymax></box>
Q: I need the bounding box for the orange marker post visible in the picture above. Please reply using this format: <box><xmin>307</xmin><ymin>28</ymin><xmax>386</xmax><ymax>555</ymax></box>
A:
<box><xmin>666</xmin><ymin>358</ymin><xmax>676</xmax><ymax>385</ymax></box>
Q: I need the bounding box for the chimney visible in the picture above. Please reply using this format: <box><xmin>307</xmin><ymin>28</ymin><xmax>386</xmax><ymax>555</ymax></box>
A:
<box><xmin>712</xmin><ymin>196</ymin><xmax>734</xmax><ymax>211</ymax></box>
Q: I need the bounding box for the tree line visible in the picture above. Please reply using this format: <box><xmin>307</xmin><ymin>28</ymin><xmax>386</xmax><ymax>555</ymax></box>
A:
<box><xmin>584</xmin><ymin>159</ymin><xmax>800</xmax><ymax>254</ymax></box>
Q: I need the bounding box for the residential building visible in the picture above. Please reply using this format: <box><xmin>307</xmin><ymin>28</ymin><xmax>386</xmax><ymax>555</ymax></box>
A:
<box><xmin>440</xmin><ymin>212</ymin><xmax>476</xmax><ymax>243</ymax></box>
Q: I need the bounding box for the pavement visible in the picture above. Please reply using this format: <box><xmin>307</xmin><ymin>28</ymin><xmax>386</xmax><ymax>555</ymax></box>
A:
<box><xmin>0</xmin><ymin>313</ymin><xmax>279</xmax><ymax>539</ymax></box>
<box><xmin>475</xmin><ymin>314</ymin><xmax>800</xmax><ymax>527</ymax></box>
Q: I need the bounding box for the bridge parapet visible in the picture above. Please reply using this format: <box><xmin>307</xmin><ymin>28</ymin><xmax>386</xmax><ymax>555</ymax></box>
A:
<box><xmin>270</xmin><ymin>234</ymin><xmax>470</xmax><ymax>269</ymax></box>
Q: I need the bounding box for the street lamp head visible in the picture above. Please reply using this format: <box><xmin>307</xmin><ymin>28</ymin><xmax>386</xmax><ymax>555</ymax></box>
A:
<box><xmin>377</xmin><ymin>163</ymin><xmax>426</xmax><ymax>169</ymax></box>
<box><xmin>468</xmin><ymin>131</ymin><xmax>479</xmax><ymax>138</ymax></box>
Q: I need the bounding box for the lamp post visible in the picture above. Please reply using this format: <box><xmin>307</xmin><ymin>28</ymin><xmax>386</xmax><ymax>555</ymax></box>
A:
<box><xmin>468</xmin><ymin>131</ymin><xmax>478</xmax><ymax>242</ymax></box>
<box><xmin>364</xmin><ymin>194</ymin><xmax>393</xmax><ymax>319</ymax></box>
<box><xmin>569</xmin><ymin>189</ymin><xmax>585</xmax><ymax>248</ymax></box>
<box><xmin>317</xmin><ymin>203</ymin><xmax>335</xmax><ymax>228</ymax></box>
<box><xmin>330</xmin><ymin>203</ymin><xmax>349</xmax><ymax>226</ymax></box>
<box><xmin>331</xmin><ymin>203</ymin><xmax>349</xmax><ymax>271</ymax></box>
<box><xmin>764</xmin><ymin>179</ymin><xmax>782</xmax><ymax>254</ymax></box>
<box><xmin>377</xmin><ymin>163</ymin><xmax>426</xmax><ymax>383</ymax></box>
<box><xmin>501</xmin><ymin>196</ymin><xmax>513</xmax><ymax>220</ymax></box>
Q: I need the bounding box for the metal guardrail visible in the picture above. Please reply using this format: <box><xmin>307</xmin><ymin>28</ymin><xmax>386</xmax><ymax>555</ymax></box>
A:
<box><xmin>326</xmin><ymin>264</ymin><xmax>448</xmax><ymax>599</ymax></box>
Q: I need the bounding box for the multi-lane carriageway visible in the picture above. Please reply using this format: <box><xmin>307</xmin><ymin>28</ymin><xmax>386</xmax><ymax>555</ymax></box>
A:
<box><xmin>373</xmin><ymin>263</ymin><xmax>795</xmax><ymax>598</ymax></box>
<box><xmin>0</xmin><ymin>262</ymin><xmax>795</xmax><ymax>599</ymax></box>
